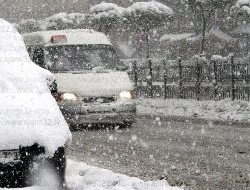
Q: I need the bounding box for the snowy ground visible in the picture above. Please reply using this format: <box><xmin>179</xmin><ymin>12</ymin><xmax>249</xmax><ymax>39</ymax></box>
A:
<box><xmin>137</xmin><ymin>98</ymin><xmax>250</xmax><ymax>124</ymax></box>
<box><xmin>66</xmin><ymin>160</ymin><xmax>182</xmax><ymax>190</ymax></box>
<box><xmin>4</xmin><ymin>159</ymin><xmax>182</xmax><ymax>190</ymax></box>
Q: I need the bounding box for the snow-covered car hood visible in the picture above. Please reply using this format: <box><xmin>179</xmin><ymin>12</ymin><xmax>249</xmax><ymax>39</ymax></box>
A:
<box><xmin>54</xmin><ymin>71</ymin><xmax>134</xmax><ymax>97</ymax></box>
<box><xmin>0</xmin><ymin>18</ymin><xmax>71</xmax><ymax>156</ymax></box>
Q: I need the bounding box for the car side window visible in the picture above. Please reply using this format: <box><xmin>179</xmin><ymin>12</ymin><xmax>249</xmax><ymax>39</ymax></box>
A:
<box><xmin>33</xmin><ymin>47</ymin><xmax>45</xmax><ymax>68</ymax></box>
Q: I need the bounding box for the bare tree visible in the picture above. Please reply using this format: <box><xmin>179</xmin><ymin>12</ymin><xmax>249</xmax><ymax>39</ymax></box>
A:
<box><xmin>185</xmin><ymin>0</ymin><xmax>231</xmax><ymax>55</ymax></box>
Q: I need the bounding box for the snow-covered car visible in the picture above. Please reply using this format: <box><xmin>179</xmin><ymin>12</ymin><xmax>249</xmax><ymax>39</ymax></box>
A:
<box><xmin>0</xmin><ymin>19</ymin><xmax>71</xmax><ymax>188</ymax></box>
<box><xmin>22</xmin><ymin>29</ymin><xmax>136</xmax><ymax>127</ymax></box>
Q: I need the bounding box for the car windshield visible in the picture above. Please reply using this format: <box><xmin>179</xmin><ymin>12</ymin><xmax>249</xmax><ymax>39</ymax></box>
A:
<box><xmin>46</xmin><ymin>45</ymin><xmax>121</xmax><ymax>71</ymax></box>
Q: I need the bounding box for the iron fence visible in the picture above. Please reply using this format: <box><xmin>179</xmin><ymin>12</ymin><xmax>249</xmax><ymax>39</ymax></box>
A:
<box><xmin>129</xmin><ymin>55</ymin><xmax>250</xmax><ymax>101</ymax></box>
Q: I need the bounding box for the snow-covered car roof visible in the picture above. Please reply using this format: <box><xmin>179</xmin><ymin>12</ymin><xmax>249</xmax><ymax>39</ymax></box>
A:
<box><xmin>22</xmin><ymin>29</ymin><xmax>112</xmax><ymax>47</ymax></box>
<box><xmin>0</xmin><ymin>18</ymin><xmax>71</xmax><ymax>156</ymax></box>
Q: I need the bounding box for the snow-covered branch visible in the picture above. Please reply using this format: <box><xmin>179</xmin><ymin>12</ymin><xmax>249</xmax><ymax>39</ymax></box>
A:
<box><xmin>231</xmin><ymin>0</ymin><xmax>250</xmax><ymax>15</ymax></box>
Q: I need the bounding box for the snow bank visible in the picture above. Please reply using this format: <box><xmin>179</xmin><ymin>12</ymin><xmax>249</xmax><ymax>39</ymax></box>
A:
<box><xmin>3</xmin><ymin>159</ymin><xmax>182</xmax><ymax>190</ymax></box>
<box><xmin>66</xmin><ymin>160</ymin><xmax>182</xmax><ymax>190</ymax></box>
<box><xmin>0</xmin><ymin>18</ymin><xmax>71</xmax><ymax>155</ymax></box>
<box><xmin>137</xmin><ymin>98</ymin><xmax>250</xmax><ymax>124</ymax></box>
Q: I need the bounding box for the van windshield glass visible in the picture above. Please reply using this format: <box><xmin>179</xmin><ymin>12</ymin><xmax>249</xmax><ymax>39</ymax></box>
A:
<box><xmin>46</xmin><ymin>45</ymin><xmax>121</xmax><ymax>71</ymax></box>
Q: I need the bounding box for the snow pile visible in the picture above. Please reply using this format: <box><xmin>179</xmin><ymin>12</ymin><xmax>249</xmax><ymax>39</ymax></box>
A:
<box><xmin>66</xmin><ymin>160</ymin><xmax>182</xmax><ymax>190</ymax></box>
<box><xmin>137</xmin><ymin>99</ymin><xmax>250</xmax><ymax>123</ymax></box>
<box><xmin>89</xmin><ymin>2</ymin><xmax>125</xmax><ymax>19</ymax></box>
<box><xmin>0</xmin><ymin>18</ymin><xmax>71</xmax><ymax>155</ymax></box>
<box><xmin>4</xmin><ymin>159</ymin><xmax>182</xmax><ymax>190</ymax></box>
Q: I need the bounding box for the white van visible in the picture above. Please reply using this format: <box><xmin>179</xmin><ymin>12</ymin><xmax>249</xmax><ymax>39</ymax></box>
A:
<box><xmin>22</xmin><ymin>29</ymin><xmax>136</xmax><ymax>127</ymax></box>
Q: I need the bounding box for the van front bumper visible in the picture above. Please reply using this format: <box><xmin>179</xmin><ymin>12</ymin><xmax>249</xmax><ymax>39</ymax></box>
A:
<box><xmin>59</xmin><ymin>101</ymin><xmax>136</xmax><ymax>125</ymax></box>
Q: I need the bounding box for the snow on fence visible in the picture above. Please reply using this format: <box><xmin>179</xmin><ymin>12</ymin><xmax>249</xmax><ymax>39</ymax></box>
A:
<box><xmin>129</xmin><ymin>55</ymin><xmax>250</xmax><ymax>101</ymax></box>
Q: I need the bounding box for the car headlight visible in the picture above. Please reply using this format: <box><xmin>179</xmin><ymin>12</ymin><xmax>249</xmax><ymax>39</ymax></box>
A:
<box><xmin>61</xmin><ymin>93</ymin><xmax>78</xmax><ymax>101</ymax></box>
<box><xmin>119</xmin><ymin>90</ymin><xmax>136</xmax><ymax>99</ymax></box>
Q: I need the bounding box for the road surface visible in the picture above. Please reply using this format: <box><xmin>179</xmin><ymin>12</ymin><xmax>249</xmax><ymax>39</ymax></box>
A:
<box><xmin>68</xmin><ymin>117</ymin><xmax>250</xmax><ymax>190</ymax></box>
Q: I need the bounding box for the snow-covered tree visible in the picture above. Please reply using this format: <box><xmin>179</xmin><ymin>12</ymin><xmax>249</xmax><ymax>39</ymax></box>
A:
<box><xmin>87</xmin><ymin>2</ymin><xmax>125</xmax><ymax>35</ymax></box>
<box><xmin>16</xmin><ymin>19</ymin><xmax>46</xmax><ymax>33</ymax></box>
<box><xmin>231</xmin><ymin>0</ymin><xmax>250</xmax><ymax>16</ymax></box>
<box><xmin>45</xmin><ymin>12</ymin><xmax>86</xmax><ymax>30</ymax></box>
<box><xmin>15</xmin><ymin>12</ymin><xmax>86</xmax><ymax>33</ymax></box>
<box><xmin>124</xmin><ymin>1</ymin><xmax>173</xmax><ymax>32</ymax></box>
<box><xmin>185</xmin><ymin>0</ymin><xmax>231</xmax><ymax>54</ymax></box>
<box><xmin>124</xmin><ymin>1</ymin><xmax>173</xmax><ymax>58</ymax></box>
<box><xmin>230</xmin><ymin>0</ymin><xmax>250</xmax><ymax>31</ymax></box>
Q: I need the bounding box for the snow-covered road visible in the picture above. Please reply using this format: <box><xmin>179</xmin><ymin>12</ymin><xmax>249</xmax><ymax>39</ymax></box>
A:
<box><xmin>69</xmin><ymin>117</ymin><xmax>250</xmax><ymax>190</ymax></box>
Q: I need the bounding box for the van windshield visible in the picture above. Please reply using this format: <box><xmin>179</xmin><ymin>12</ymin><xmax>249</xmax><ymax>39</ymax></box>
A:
<box><xmin>46</xmin><ymin>45</ymin><xmax>121</xmax><ymax>71</ymax></box>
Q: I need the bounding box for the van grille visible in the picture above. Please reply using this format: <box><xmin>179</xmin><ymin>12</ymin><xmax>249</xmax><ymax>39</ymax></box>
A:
<box><xmin>82</xmin><ymin>96</ymin><xmax>116</xmax><ymax>104</ymax></box>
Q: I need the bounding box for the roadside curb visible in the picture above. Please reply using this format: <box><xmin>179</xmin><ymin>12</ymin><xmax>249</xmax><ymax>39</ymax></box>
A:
<box><xmin>136</xmin><ymin>113</ymin><xmax>250</xmax><ymax>128</ymax></box>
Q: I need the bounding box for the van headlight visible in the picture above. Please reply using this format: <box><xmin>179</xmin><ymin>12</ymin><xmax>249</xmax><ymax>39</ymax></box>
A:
<box><xmin>119</xmin><ymin>90</ymin><xmax>136</xmax><ymax>99</ymax></box>
<box><xmin>61</xmin><ymin>93</ymin><xmax>78</xmax><ymax>101</ymax></box>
